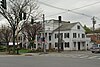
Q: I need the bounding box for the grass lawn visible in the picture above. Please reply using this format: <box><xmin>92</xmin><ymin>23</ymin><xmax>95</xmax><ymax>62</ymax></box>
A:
<box><xmin>19</xmin><ymin>49</ymin><xmax>31</xmax><ymax>53</ymax></box>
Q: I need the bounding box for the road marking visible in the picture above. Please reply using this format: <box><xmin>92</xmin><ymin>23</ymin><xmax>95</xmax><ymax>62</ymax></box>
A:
<box><xmin>97</xmin><ymin>58</ymin><xmax>100</xmax><ymax>59</ymax></box>
<box><xmin>78</xmin><ymin>55</ymin><xmax>82</xmax><ymax>56</ymax></box>
<box><xmin>0</xmin><ymin>55</ymin><xmax>20</xmax><ymax>57</ymax></box>
<box><xmin>41</xmin><ymin>54</ymin><xmax>100</xmax><ymax>60</ymax></box>
<box><xmin>88</xmin><ymin>56</ymin><xmax>98</xmax><ymax>59</ymax></box>
<box><xmin>79</xmin><ymin>56</ymin><xmax>89</xmax><ymax>58</ymax></box>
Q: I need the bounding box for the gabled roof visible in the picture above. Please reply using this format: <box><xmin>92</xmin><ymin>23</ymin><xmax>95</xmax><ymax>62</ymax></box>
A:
<box><xmin>45</xmin><ymin>19</ymin><xmax>70</xmax><ymax>24</ymax></box>
<box><xmin>44</xmin><ymin>19</ymin><xmax>83</xmax><ymax>32</ymax></box>
<box><xmin>54</xmin><ymin>22</ymin><xmax>77</xmax><ymax>31</ymax></box>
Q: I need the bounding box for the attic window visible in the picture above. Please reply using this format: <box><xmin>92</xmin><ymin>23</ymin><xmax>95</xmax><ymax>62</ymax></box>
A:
<box><xmin>77</xmin><ymin>25</ymin><xmax>80</xmax><ymax>29</ymax></box>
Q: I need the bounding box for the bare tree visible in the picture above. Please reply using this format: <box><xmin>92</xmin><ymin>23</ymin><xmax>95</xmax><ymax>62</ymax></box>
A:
<box><xmin>0</xmin><ymin>0</ymin><xmax>42</xmax><ymax>54</ymax></box>
<box><xmin>23</xmin><ymin>22</ymin><xmax>42</xmax><ymax>49</ymax></box>
<box><xmin>0</xmin><ymin>25</ymin><xmax>12</xmax><ymax>52</ymax></box>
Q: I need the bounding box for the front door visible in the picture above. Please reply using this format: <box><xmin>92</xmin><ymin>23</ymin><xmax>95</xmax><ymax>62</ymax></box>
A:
<box><xmin>78</xmin><ymin>42</ymin><xmax>80</xmax><ymax>50</ymax></box>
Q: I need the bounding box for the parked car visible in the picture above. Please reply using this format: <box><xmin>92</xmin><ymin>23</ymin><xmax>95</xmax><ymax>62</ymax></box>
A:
<box><xmin>90</xmin><ymin>44</ymin><xmax>100</xmax><ymax>53</ymax></box>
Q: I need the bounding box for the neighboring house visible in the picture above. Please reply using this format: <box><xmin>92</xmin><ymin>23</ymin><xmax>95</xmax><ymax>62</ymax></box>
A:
<box><xmin>87</xmin><ymin>33</ymin><xmax>100</xmax><ymax>45</ymax></box>
<box><xmin>19</xmin><ymin>32</ymin><xmax>29</xmax><ymax>49</ymax></box>
<box><xmin>35</xmin><ymin>19</ymin><xmax>91</xmax><ymax>51</ymax></box>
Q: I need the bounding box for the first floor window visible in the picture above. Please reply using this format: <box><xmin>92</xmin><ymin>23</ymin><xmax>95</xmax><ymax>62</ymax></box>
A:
<box><xmin>87</xmin><ymin>44</ymin><xmax>88</xmax><ymax>46</ymax></box>
<box><xmin>65</xmin><ymin>42</ymin><xmax>70</xmax><ymax>48</ymax></box>
<box><xmin>49</xmin><ymin>43</ymin><xmax>52</xmax><ymax>49</ymax></box>
<box><xmin>74</xmin><ymin>42</ymin><xmax>76</xmax><ymax>47</ymax></box>
<box><xmin>82</xmin><ymin>42</ymin><xmax>85</xmax><ymax>47</ymax></box>
<box><xmin>34</xmin><ymin>44</ymin><xmax>36</xmax><ymax>48</ymax></box>
<box><xmin>55</xmin><ymin>42</ymin><xmax>58</xmax><ymax>47</ymax></box>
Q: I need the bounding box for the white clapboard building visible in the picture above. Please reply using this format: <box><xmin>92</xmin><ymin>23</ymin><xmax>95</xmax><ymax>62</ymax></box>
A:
<box><xmin>35</xmin><ymin>19</ymin><xmax>91</xmax><ymax>50</ymax></box>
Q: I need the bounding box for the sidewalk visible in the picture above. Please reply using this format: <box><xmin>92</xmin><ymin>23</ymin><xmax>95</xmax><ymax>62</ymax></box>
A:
<box><xmin>0</xmin><ymin>52</ymin><xmax>8</xmax><ymax>55</ymax></box>
<box><xmin>21</xmin><ymin>51</ymin><xmax>89</xmax><ymax>56</ymax></box>
<box><xmin>0</xmin><ymin>50</ymin><xmax>98</xmax><ymax>57</ymax></box>
<box><xmin>62</xmin><ymin>50</ymin><xmax>92</xmax><ymax>54</ymax></box>
<box><xmin>0</xmin><ymin>52</ymin><xmax>22</xmax><ymax>57</ymax></box>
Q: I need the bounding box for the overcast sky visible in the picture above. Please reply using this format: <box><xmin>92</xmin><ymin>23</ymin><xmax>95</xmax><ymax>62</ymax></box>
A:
<box><xmin>38</xmin><ymin>0</ymin><xmax>100</xmax><ymax>28</ymax></box>
<box><xmin>0</xmin><ymin>0</ymin><xmax>100</xmax><ymax>28</ymax></box>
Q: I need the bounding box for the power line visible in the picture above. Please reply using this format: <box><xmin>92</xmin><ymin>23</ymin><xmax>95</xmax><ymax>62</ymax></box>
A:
<box><xmin>39</xmin><ymin>1</ymin><xmax>67</xmax><ymax>11</ymax></box>
<box><xmin>47</xmin><ymin>12</ymin><xmax>66</xmax><ymax>17</ymax></box>
<box><xmin>71</xmin><ymin>1</ymin><xmax>100</xmax><ymax>10</ymax></box>
<box><xmin>47</xmin><ymin>1</ymin><xmax>100</xmax><ymax>17</ymax></box>
<box><xmin>94</xmin><ymin>16</ymin><xmax>100</xmax><ymax>21</ymax></box>
<box><xmin>39</xmin><ymin>1</ymin><xmax>100</xmax><ymax>21</ymax></box>
<box><xmin>38</xmin><ymin>1</ymin><xmax>91</xmax><ymax>17</ymax></box>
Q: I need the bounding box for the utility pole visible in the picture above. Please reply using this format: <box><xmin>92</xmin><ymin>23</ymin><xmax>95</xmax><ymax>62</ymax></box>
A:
<box><xmin>92</xmin><ymin>16</ymin><xmax>96</xmax><ymax>44</ymax></box>
<box><xmin>92</xmin><ymin>16</ymin><xmax>96</xmax><ymax>33</ymax></box>
<box><xmin>58</xmin><ymin>16</ymin><xmax>61</xmax><ymax>52</ymax></box>
<box><xmin>43</xmin><ymin>14</ymin><xmax>46</xmax><ymax>53</ymax></box>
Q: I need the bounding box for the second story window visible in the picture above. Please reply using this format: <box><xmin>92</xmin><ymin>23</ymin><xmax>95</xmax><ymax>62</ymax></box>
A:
<box><xmin>49</xmin><ymin>36</ymin><xmax>51</xmax><ymax>41</ymax></box>
<box><xmin>55</xmin><ymin>33</ymin><xmax>58</xmax><ymax>39</ymax></box>
<box><xmin>64</xmin><ymin>33</ymin><xmax>69</xmax><ymax>38</ymax></box>
<box><xmin>78</xmin><ymin>34</ymin><xmax>80</xmax><ymax>38</ymax></box>
<box><xmin>82</xmin><ymin>34</ymin><xmax>85</xmax><ymax>38</ymax></box>
<box><xmin>60</xmin><ymin>33</ymin><xmax>63</xmax><ymax>38</ymax></box>
<box><xmin>55</xmin><ymin>34</ymin><xmax>57</xmax><ymax>39</ymax></box>
<box><xmin>73</xmin><ymin>33</ymin><xmax>77</xmax><ymax>38</ymax></box>
<box><xmin>49</xmin><ymin>33</ymin><xmax>52</xmax><ymax>41</ymax></box>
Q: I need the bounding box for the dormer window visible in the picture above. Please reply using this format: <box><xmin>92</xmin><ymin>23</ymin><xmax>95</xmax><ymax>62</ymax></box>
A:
<box><xmin>77</xmin><ymin>25</ymin><xmax>80</xmax><ymax>29</ymax></box>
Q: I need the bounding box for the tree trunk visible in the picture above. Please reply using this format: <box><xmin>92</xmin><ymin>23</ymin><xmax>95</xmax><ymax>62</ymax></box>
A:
<box><xmin>13</xmin><ymin>27</ymin><xmax>16</xmax><ymax>54</ymax></box>
<box><xmin>6</xmin><ymin>41</ymin><xmax>9</xmax><ymax>53</ymax></box>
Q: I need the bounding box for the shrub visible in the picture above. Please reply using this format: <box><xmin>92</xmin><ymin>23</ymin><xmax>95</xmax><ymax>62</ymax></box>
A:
<box><xmin>19</xmin><ymin>49</ymin><xmax>31</xmax><ymax>53</ymax></box>
<box><xmin>47</xmin><ymin>48</ymin><xmax>57</xmax><ymax>52</ymax></box>
<box><xmin>0</xmin><ymin>46</ymin><xmax>6</xmax><ymax>52</ymax></box>
<box><xmin>36</xmin><ymin>47</ymin><xmax>43</xmax><ymax>52</ymax></box>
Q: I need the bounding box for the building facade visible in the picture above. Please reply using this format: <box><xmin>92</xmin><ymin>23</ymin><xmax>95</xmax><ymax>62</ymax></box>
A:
<box><xmin>35</xmin><ymin>19</ymin><xmax>91</xmax><ymax>50</ymax></box>
<box><xmin>87</xmin><ymin>33</ymin><xmax>100</xmax><ymax>45</ymax></box>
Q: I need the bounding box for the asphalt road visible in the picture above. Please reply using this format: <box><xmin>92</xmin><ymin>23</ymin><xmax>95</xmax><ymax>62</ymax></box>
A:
<box><xmin>0</xmin><ymin>56</ymin><xmax>100</xmax><ymax>67</ymax></box>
